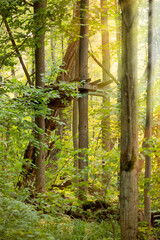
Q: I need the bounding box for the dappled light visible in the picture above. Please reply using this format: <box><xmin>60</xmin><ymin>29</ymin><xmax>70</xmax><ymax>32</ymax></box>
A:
<box><xmin>0</xmin><ymin>0</ymin><xmax>160</xmax><ymax>239</ymax></box>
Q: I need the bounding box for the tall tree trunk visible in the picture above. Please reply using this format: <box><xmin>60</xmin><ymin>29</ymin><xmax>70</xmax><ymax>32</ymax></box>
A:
<box><xmin>115</xmin><ymin>0</ymin><xmax>121</xmax><ymax>84</ymax></box>
<box><xmin>78</xmin><ymin>0</ymin><xmax>89</xmax><ymax>201</ymax></box>
<box><xmin>101</xmin><ymin>0</ymin><xmax>111</xmax><ymax>188</ymax></box>
<box><xmin>101</xmin><ymin>0</ymin><xmax>111</xmax><ymax>152</ymax></box>
<box><xmin>144</xmin><ymin>0</ymin><xmax>153</xmax><ymax>227</ymax></box>
<box><xmin>34</xmin><ymin>0</ymin><xmax>47</xmax><ymax>193</ymax></box>
<box><xmin>114</xmin><ymin>0</ymin><xmax>121</xmax><ymax>150</ymax></box>
<box><xmin>72</xmin><ymin>1</ymin><xmax>80</xmax><ymax>182</ymax></box>
<box><xmin>120</xmin><ymin>0</ymin><xmax>139</xmax><ymax>239</ymax></box>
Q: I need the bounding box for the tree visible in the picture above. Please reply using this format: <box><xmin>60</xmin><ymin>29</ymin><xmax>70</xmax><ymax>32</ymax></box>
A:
<box><xmin>120</xmin><ymin>0</ymin><xmax>139</xmax><ymax>239</ymax></box>
<box><xmin>101</xmin><ymin>0</ymin><xmax>111</xmax><ymax>188</ymax></box>
<box><xmin>34</xmin><ymin>0</ymin><xmax>47</xmax><ymax>193</ymax></box>
<box><xmin>144</xmin><ymin>0</ymin><xmax>153</xmax><ymax>227</ymax></box>
<box><xmin>72</xmin><ymin>0</ymin><xmax>80</xmax><ymax>171</ymax></box>
<box><xmin>78</xmin><ymin>0</ymin><xmax>89</xmax><ymax>201</ymax></box>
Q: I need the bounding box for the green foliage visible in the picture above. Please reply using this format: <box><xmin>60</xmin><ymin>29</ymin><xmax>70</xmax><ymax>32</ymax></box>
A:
<box><xmin>0</xmin><ymin>0</ymin><xmax>160</xmax><ymax>239</ymax></box>
<box><xmin>138</xmin><ymin>220</ymin><xmax>160</xmax><ymax>240</ymax></box>
<box><xmin>0</xmin><ymin>195</ymin><xmax>120</xmax><ymax>240</ymax></box>
<box><xmin>0</xmin><ymin>195</ymin><xmax>54</xmax><ymax>240</ymax></box>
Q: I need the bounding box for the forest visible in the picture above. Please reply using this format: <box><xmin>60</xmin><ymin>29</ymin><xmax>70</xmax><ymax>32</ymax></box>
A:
<box><xmin>0</xmin><ymin>0</ymin><xmax>160</xmax><ymax>239</ymax></box>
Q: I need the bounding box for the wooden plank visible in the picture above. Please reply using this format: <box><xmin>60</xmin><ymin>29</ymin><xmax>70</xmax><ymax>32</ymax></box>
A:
<box><xmin>78</xmin><ymin>82</ymin><xmax>97</xmax><ymax>91</ymax></box>
<box><xmin>97</xmin><ymin>80</ymin><xmax>112</xmax><ymax>88</ymax></box>
<box><xmin>90</xmin><ymin>79</ymin><xmax>101</xmax><ymax>85</ymax></box>
<box><xmin>88</xmin><ymin>91</ymin><xmax>105</xmax><ymax>97</ymax></box>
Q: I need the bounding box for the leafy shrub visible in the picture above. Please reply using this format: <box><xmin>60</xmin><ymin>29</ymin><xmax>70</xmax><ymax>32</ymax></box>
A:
<box><xmin>0</xmin><ymin>196</ymin><xmax>55</xmax><ymax>240</ymax></box>
<box><xmin>0</xmin><ymin>195</ymin><xmax>120</xmax><ymax>240</ymax></box>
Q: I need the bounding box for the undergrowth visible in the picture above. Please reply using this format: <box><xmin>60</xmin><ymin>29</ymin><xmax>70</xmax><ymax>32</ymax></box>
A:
<box><xmin>0</xmin><ymin>194</ymin><xmax>120</xmax><ymax>240</ymax></box>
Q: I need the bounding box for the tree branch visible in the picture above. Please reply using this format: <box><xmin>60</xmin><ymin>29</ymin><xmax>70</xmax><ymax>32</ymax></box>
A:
<box><xmin>24</xmin><ymin>0</ymin><xmax>34</xmax><ymax>7</ymax></box>
<box><xmin>3</xmin><ymin>16</ymin><xmax>32</xmax><ymax>85</ymax></box>
<box><xmin>89</xmin><ymin>51</ymin><xmax>118</xmax><ymax>85</ymax></box>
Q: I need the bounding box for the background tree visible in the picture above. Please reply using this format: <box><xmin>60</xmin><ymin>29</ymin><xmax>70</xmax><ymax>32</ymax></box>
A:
<box><xmin>144</xmin><ymin>0</ymin><xmax>153</xmax><ymax>227</ymax></box>
<box><xmin>101</xmin><ymin>0</ymin><xmax>111</xmax><ymax>188</ymax></box>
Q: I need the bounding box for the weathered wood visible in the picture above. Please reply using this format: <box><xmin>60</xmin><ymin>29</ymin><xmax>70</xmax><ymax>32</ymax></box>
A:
<box><xmin>98</xmin><ymin>80</ymin><xmax>112</xmax><ymax>88</ymax></box>
<box><xmin>78</xmin><ymin>82</ymin><xmax>97</xmax><ymax>91</ymax></box>
<box><xmin>88</xmin><ymin>91</ymin><xmax>105</xmax><ymax>97</ymax></box>
<box><xmin>91</xmin><ymin>79</ymin><xmax>101</xmax><ymax>84</ymax></box>
<box><xmin>56</xmin><ymin>41</ymin><xmax>78</xmax><ymax>82</ymax></box>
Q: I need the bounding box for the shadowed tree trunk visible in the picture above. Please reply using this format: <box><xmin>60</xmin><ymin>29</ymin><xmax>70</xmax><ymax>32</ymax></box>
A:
<box><xmin>78</xmin><ymin>0</ymin><xmax>89</xmax><ymax>201</ymax></box>
<box><xmin>120</xmin><ymin>0</ymin><xmax>139</xmax><ymax>239</ymax></box>
<box><xmin>34</xmin><ymin>0</ymin><xmax>47</xmax><ymax>193</ymax></box>
<box><xmin>144</xmin><ymin>0</ymin><xmax>153</xmax><ymax>227</ymax></box>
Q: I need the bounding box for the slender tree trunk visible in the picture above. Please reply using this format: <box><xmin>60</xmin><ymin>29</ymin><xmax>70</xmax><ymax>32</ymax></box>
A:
<box><xmin>31</xmin><ymin>53</ymin><xmax>35</xmax><ymax>85</ymax></box>
<box><xmin>90</xmin><ymin>96</ymin><xmax>95</xmax><ymax>140</ymax></box>
<box><xmin>115</xmin><ymin>0</ymin><xmax>121</xmax><ymax>149</ymax></box>
<box><xmin>100</xmin><ymin>0</ymin><xmax>111</xmax><ymax>189</ymax></box>
<box><xmin>34</xmin><ymin>0</ymin><xmax>47</xmax><ymax>193</ymax></box>
<box><xmin>78</xmin><ymin>0</ymin><xmax>89</xmax><ymax>201</ymax></box>
<box><xmin>101</xmin><ymin>0</ymin><xmax>111</xmax><ymax>152</ymax></box>
<box><xmin>73</xmin><ymin>98</ymin><xmax>79</xmax><ymax>168</ymax></box>
<box><xmin>144</xmin><ymin>0</ymin><xmax>153</xmax><ymax>227</ymax></box>
<box><xmin>50</xmin><ymin>27</ymin><xmax>55</xmax><ymax>66</ymax></box>
<box><xmin>115</xmin><ymin>0</ymin><xmax>121</xmax><ymax>83</ymax></box>
<box><xmin>120</xmin><ymin>0</ymin><xmax>139</xmax><ymax>239</ymax></box>
<box><xmin>72</xmin><ymin>1</ymin><xmax>80</xmax><ymax>184</ymax></box>
<box><xmin>73</xmin><ymin>98</ymin><xmax>79</xmax><ymax>191</ymax></box>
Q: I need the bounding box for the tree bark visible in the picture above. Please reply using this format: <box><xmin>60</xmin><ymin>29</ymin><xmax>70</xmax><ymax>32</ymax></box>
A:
<box><xmin>144</xmin><ymin>0</ymin><xmax>153</xmax><ymax>227</ymax></box>
<box><xmin>100</xmin><ymin>0</ymin><xmax>111</xmax><ymax>188</ymax></box>
<box><xmin>50</xmin><ymin>27</ymin><xmax>55</xmax><ymax>66</ymax></box>
<box><xmin>34</xmin><ymin>0</ymin><xmax>47</xmax><ymax>193</ymax></box>
<box><xmin>120</xmin><ymin>0</ymin><xmax>139</xmax><ymax>239</ymax></box>
<box><xmin>73</xmin><ymin>98</ymin><xmax>79</xmax><ymax>168</ymax></box>
<box><xmin>115</xmin><ymin>0</ymin><xmax>121</xmax><ymax>148</ymax></box>
<box><xmin>101</xmin><ymin>0</ymin><xmax>111</xmax><ymax>152</ymax></box>
<box><xmin>78</xmin><ymin>0</ymin><xmax>89</xmax><ymax>201</ymax></box>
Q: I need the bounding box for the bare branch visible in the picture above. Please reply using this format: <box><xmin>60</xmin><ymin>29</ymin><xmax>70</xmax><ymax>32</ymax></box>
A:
<box><xmin>3</xmin><ymin>16</ymin><xmax>32</xmax><ymax>85</ymax></box>
<box><xmin>89</xmin><ymin>50</ymin><xmax>118</xmax><ymax>85</ymax></box>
